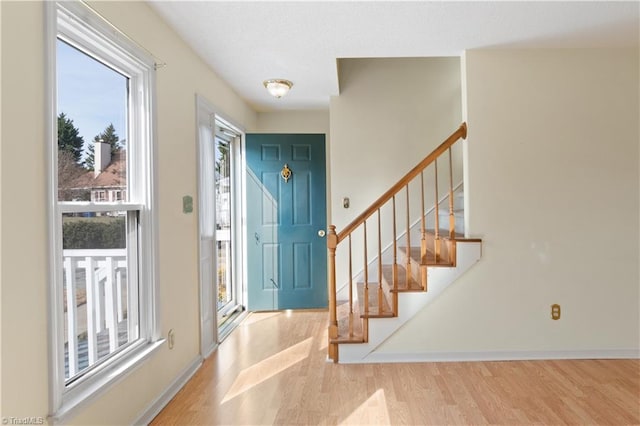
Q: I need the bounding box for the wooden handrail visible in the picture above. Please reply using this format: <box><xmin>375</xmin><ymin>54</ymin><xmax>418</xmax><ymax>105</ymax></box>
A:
<box><xmin>336</xmin><ymin>123</ymin><xmax>467</xmax><ymax>242</ymax></box>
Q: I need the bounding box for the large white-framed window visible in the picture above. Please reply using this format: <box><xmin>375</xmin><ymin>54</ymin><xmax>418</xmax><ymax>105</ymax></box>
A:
<box><xmin>46</xmin><ymin>2</ymin><xmax>161</xmax><ymax>421</ymax></box>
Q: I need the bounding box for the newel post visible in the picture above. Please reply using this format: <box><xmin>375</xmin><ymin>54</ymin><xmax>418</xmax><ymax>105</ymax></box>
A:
<box><xmin>327</xmin><ymin>225</ymin><xmax>339</xmax><ymax>362</ymax></box>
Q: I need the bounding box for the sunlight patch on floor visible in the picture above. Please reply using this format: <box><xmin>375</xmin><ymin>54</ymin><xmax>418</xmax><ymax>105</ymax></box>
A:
<box><xmin>317</xmin><ymin>327</ymin><xmax>328</xmax><ymax>351</ymax></box>
<box><xmin>241</xmin><ymin>311</ymin><xmax>282</xmax><ymax>326</ymax></box>
<box><xmin>339</xmin><ymin>389</ymin><xmax>391</xmax><ymax>425</ymax></box>
<box><xmin>221</xmin><ymin>337</ymin><xmax>313</xmax><ymax>403</ymax></box>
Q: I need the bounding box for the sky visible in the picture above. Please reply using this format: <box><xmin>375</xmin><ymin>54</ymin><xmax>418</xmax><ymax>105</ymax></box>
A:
<box><xmin>57</xmin><ymin>39</ymin><xmax>127</xmax><ymax>160</ymax></box>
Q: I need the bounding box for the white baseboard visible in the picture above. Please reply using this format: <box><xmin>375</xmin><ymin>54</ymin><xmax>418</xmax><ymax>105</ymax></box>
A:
<box><xmin>133</xmin><ymin>356</ymin><xmax>203</xmax><ymax>425</ymax></box>
<box><xmin>202</xmin><ymin>342</ymin><xmax>218</xmax><ymax>360</ymax></box>
<box><xmin>359</xmin><ymin>349</ymin><xmax>640</xmax><ymax>364</ymax></box>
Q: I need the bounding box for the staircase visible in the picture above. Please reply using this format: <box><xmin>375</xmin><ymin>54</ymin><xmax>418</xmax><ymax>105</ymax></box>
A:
<box><xmin>326</xmin><ymin>123</ymin><xmax>482</xmax><ymax>363</ymax></box>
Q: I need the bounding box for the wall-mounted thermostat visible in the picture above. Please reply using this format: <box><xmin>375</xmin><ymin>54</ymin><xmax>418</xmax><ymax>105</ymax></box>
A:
<box><xmin>183</xmin><ymin>195</ymin><xmax>193</xmax><ymax>214</ymax></box>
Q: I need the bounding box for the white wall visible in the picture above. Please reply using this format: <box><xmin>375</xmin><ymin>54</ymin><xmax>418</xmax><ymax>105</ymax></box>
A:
<box><xmin>1</xmin><ymin>2</ymin><xmax>50</xmax><ymax>420</ymax></box>
<box><xmin>379</xmin><ymin>48</ymin><xmax>640</xmax><ymax>356</ymax></box>
<box><xmin>254</xmin><ymin>110</ymin><xmax>329</xmax><ymax>135</ymax></box>
<box><xmin>330</xmin><ymin>57</ymin><xmax>462</xmax><ymax>230</ymax></box>
<box><xmin>0</xmin><ymin>1</ymin><xmax>256</xmax><ymax>423</ymax></box>
<box><xmin>329</xmin><ymin>58</ymin><xmax>462</xmax><ymax>295</ymax></box>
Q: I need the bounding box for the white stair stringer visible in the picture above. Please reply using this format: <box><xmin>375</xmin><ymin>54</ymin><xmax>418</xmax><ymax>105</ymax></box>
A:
<box><xmin>338</xmin><ymin>240</ymin><xmax>482</xmax><ymax>364</ymax></box>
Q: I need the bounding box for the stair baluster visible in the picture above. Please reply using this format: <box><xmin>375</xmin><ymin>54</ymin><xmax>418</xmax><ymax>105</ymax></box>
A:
<box><xmin>448</xmin><ymin>147</ymin><xmax>455</xmax><ymax>240</ymax></box>
<box><xmin>392</xmin><ymin>196</ymin><xmax>398</xmax><ymax>314</ymax></box>
<box><xmin>434</xmin><ymin>158</ymin><xmax>441</xmax><ymax>262</ymax></box>
<box><xmin>363</xmin><ymin>220</ymin><xmax>369</xmax><ymax>317</ymax></box>
<box><xmin>405</xmin><ymin>185</ymin><xmax>411</xmax><ymax>288</ymax></box>
<box><xmin>377</xmin><ymin>209</ymin><xmax>383</xmax><ymax>314</ymax></box>
<box><xmin>348</xmin><ymin>234</ymin><xmax>354</xmax><ymax>337</ymax></box>
<box><xmin>420</xmin><ymin>171</ymin><xmax>428</xmax><ymax>291</ymax></box>
<box><xmin>327</xmin><ymin>225</ymin><xmax>338</xmax><ymax>361</ymax></box>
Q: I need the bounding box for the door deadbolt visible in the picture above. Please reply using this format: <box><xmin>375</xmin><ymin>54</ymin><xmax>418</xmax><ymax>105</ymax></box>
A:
<box><xmin>318</xmin><ymin>230</ymin><xmax>326</xmax><ymax>237</ymax></box>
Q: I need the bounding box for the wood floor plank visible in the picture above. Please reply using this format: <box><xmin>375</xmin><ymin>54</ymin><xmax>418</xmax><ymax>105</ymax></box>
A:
<box><xmin>151</xmin><ymin>310</ymin><xmax>640</xmax><ymax>425</ymax></box>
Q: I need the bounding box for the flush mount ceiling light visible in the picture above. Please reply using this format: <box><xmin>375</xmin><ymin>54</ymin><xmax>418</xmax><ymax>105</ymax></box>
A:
<box><xmin>263</xmin><ymin>79</ymin><xmax>293</xmax><ymax>98</ymax></box>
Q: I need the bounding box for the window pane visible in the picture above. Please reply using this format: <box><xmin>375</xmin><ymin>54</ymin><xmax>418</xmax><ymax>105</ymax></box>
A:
<box><xmin>215</xmin><ymin>138</ymin><xmax>233</xmax><ymax>309</ymax></box>
<box><xmin>62</xmin><ymin>212</ymin><xmax>138</xmax><ymax>382</ymax></box>
<box><xmin>57</xmin><ymin>39</ymin><xmax>128</xmax><ymax>202</ymax></box>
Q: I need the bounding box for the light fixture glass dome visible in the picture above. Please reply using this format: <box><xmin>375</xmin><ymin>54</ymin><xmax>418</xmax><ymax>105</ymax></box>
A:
<box><xmin>263</xmin><ymin>79</ymin><xmax>293</xmax><ymax>98</ymax></box>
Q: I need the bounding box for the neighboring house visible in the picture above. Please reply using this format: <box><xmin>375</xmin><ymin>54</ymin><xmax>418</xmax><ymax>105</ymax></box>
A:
<box><xmin>73</xmin><ymin>148</ymin><xmax>127</xmax><ymax>204</ymax></box>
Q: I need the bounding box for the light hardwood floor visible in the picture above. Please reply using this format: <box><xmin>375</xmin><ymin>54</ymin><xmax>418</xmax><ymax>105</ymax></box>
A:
<box><xmin>151</xmin><ymin>310</ymin><xmax>640</xmax><ymax>425</ymax></box>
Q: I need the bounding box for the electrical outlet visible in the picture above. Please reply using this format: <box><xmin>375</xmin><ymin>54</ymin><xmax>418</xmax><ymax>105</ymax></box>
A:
<box><xmin>168</xmin><ymin>329</ymin><xmax>175</xmax><ymax>349</ymax></box>
<box><xmin>551</xmin><ymin>304</ymin><xmax>561</xmax><ymax>320</ymax></box>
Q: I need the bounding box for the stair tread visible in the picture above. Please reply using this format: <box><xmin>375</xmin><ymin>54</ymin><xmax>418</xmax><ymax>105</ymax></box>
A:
<box><xmin>382</xmin><ymin>264</ymin><xmax>422</xmax><ymax>292</ymax></box>
<box><xmin>357</xmin><ymin>282</ymin><xmax>394</xmax><ymax>318</ymax></box>
<box><xmin>426</xmin><ymin>229</ymin><xmax>481</xmax><ymax>242</ymax></box>
<box><xmin>399</xmin><ymin>246</ymin><xmax>454</xmax><ymax>266</ymax></box>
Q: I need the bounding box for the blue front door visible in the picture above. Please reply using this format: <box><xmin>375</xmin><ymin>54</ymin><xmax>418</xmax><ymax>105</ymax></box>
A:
<box><xmin>246</xmin><ymin>134</ymin><xmax>327</xmax><ymax>311</ymax></box>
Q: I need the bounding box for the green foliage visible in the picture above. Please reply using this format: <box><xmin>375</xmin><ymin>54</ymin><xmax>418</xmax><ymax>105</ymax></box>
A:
<box><xmin>100</xmin><ymin>123</ymin><xmax>121</xmax><ymax>151</ymax></box>
<box><xmin>85</xmin><ymin>123</ymin><xmax>122</xmax><ymax>170</ymax></box>
<box><xmin>58</xmin><ymin>113</ymin><xmax>85</xmax><ymax>164</ymax></box>
<box><xmin>63</xmin><ymin>217</ymin><xmax>126</xmax><ymax>249</ymax></box>
<box><xmin>84</xmin><ymin>144</ymin><xmax>95</xmax><ymax>170</ymax></box>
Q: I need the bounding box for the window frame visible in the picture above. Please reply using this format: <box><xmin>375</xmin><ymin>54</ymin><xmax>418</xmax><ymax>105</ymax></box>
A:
<box><xmin>46</xmin><ymin>1</ymin><xmax>161</xmax><ymax>421</ymax></box>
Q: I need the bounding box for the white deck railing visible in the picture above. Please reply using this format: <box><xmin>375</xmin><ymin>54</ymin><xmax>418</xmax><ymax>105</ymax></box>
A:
<box><xmin>63</xmin><ymin>248</ymin><xmax>129</xmax><ymax>378</ymax></box>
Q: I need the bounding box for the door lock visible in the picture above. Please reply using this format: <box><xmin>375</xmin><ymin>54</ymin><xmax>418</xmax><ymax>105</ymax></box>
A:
<box><xmin>318</xmin><ymin>230</ymin><xmax>326</xmax><ymax>237</ymax></box>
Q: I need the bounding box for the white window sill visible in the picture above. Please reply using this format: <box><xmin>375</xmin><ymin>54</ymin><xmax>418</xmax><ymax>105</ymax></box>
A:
<box><xmin>50</xmin><ymin>339</ymin><xmax>165</xmax><ymax>424</ymax></box>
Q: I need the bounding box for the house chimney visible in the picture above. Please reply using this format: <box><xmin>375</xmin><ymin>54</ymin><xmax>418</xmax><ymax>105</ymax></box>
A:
<box><xmin>94</xmin><ymin>139</ymin><xmax>111</xmax><ymax>177</ymax></box>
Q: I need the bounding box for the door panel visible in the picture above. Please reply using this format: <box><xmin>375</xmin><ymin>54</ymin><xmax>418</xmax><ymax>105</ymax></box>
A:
<box><xmin>246</xmin><ymin>134</ymin><xmax>327</xmax><ymax>311</ymax></box>
<box><xmin>197</xmin><ymin>117</ymin><xmax>217</xmax><ymax>355</ymax></box>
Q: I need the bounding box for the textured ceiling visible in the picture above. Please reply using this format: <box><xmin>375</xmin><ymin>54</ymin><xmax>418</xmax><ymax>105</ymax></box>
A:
<box><xmin>148</xmin><ymin>1</ymin><xmax>639</xmax><ymax>111</ymax></box>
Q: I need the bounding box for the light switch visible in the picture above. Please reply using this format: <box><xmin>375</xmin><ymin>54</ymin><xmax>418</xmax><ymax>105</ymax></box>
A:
<box><xmin>343</xmin><ymin>197</ymin><xmax>350</xmax><ymax>208</ymax></box>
